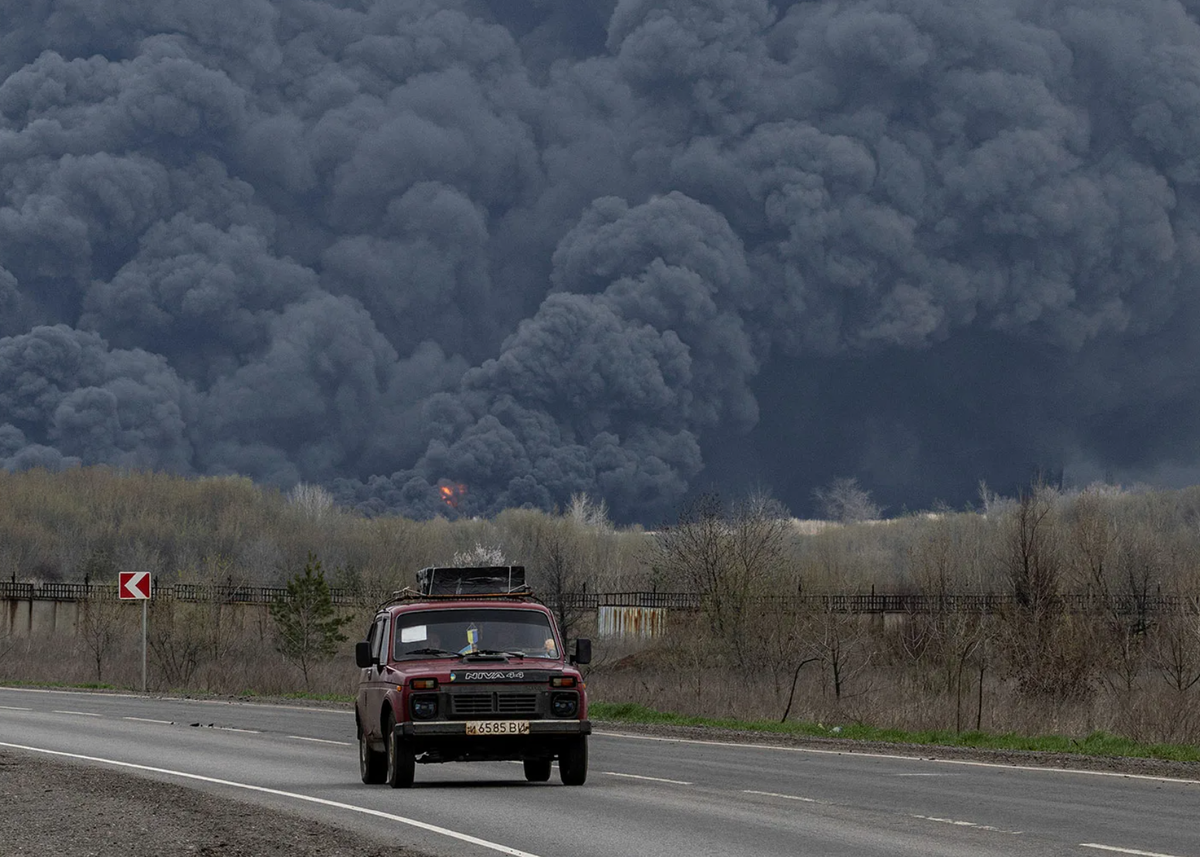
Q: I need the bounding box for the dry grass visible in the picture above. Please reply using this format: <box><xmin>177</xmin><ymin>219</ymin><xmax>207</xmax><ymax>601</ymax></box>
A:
<box><xmin>587</xmin><ymin>648</ymin><xmax>1200</xmax><ymax>746</ymax></box>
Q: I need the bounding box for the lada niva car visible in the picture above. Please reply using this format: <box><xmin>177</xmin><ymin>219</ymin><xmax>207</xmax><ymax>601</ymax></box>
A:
<box><xmin>354</xmin><ymin>566</ymin><xmax>592</xmax><ymax>788</ymax></box>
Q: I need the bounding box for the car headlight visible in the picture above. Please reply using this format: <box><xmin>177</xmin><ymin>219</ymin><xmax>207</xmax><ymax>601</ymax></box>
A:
<box><xmin>551</xmin><ymin>692</ymin><xmax>578</xmax><ymax>718</ymax></box>
<box><xmin>411</xmin><ymin>694</ymin><xmax>438</xmax><ymax>720</ymax></box>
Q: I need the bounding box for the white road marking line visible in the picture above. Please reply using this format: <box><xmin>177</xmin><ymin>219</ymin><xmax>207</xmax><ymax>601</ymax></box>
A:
<box><xmin>213</xmin><ymin>726</ymin><xmax>259</xmax><ymax>733</ymax></box>
<box><xmin>0</xmin><ymin>741</ymin><xmax>543</xmax><ymax>857</ymax></box>
<box><xmin>52</xmin><ymin>710</ymin><xmax>102</xmax><ymax>717</ymax></box>
<box><xmin>595</xmin><ymin>731</ymin><xmax>1200</xmax><ymax>786</ymax></box>
<box><xmin>0</xmin><ymin>705</ymin><xmax>33</xmax><ymax>711</ymax></box>
<box><xmin>894</xmin><ymin>773</ymin><xmax>954</xmax><ymax>777</ymax></box>
<box><xmin>743</xmin><ymin>789</ymin><xmax>817</xmax><ymax>802</ymax></box>
<box><xmin>603</xmin><ymin>771</ymin><xmax>692</xmax><ymax>785</ymax></box>
<box><xmin>1080</xmin><ymin>845</ymin><xmax>1188</xmax><ymax>857</ymax></box>
<box><xmin>911</xmin><ymin>814</ymin><xmax>1021</xmax><ymax>835</ymax></box>
<box><xmin>287</xmin><ymin>736</ymin><xmax>352</xmax><ymax>746</ymax></box>
<box><xmin>123</xmin><ymin>717</ymin><xmax>172</xmax><ymax>725</ymax></box>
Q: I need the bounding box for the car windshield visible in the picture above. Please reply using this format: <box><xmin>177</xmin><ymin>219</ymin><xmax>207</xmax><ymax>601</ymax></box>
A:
<box><xmin>394</xmin><ymin>608</ymin><xmax>560</xmax><ymax>661</ymax></box>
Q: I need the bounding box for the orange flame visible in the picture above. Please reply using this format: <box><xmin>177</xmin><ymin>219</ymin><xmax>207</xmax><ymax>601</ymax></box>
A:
<box><xmin>439</xmin><ymin>483</ymin><xmax>467</xmax><ymax>508</ymax></box>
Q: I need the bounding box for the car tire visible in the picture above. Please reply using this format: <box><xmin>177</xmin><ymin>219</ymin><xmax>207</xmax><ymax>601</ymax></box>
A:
<box><xmin>359</xmin><ymin>719</ymin><xmax>386</xmax><ymax>785</ymax></box>
<box><xmin>558</xmin><ymin>736</ymin><xmax>587</xmax><ymax>786</ymax></box>
<box><xmin>385</xmin><ymin>715</ymin><xmax>415</xmax><ymax>789</ymax></box>
<box><xmin>523</xmin><ymin>757</ymin><xmax>552</xmax><ymax>782</ymax></box>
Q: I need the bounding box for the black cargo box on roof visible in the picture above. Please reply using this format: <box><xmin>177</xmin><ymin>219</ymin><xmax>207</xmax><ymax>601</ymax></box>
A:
<box><xmin>416</xmin><ymin>565</ymin><xmax>526</xmax><ymax>596</ymax></box>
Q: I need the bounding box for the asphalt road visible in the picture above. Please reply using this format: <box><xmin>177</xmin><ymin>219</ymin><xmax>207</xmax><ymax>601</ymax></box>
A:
<box><xmin>0</xmin><ymin>687</ymin><xmax>1196</xmax><ymax>857</ymax></box>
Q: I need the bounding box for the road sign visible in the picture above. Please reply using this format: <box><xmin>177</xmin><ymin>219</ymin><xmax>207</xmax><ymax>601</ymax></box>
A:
<box><xmin>119</xmin><ymin>571</ymin><xmax>151</xmax><ymax>600</ymax></box>
<box><xmin>119</xmin><ymin>571</ymin><xmax>152</xmax><ymax>692</ymax></box>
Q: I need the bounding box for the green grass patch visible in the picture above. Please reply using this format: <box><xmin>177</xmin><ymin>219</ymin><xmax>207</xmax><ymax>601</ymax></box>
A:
<box><xmin>589</xmin><ymin>702</ymin><xmax>1200</xmax><ymax>763</ymax></box>
<box><xmin>277</xmin><ymin>690</ymin><xmax>354</xmax><ymax>704</ymax></box>
<box><xmin>234</xmin><ymin>688</ymin><xmax>353</xmax><ymax>704</ymax></box>
<box><xmin>0</xmin><ymin>680</ymin><xmax>118</xmax><ymax>691</ymax></box>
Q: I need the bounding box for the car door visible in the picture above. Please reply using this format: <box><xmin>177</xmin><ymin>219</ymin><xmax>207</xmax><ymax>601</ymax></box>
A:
<box><xmin>359</xmin><ymin>613</ymin><xmax>390</xmax><ymax>741</ymax></box>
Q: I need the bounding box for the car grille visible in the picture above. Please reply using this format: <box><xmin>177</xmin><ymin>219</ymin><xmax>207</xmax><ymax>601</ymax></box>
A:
<box><xmin>449</xmin><ymin>693</ymin><xmax>539</xmax><ymax>718</ymax></box>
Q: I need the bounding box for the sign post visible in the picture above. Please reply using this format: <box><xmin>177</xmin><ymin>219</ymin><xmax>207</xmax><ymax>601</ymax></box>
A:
<box><xmin>119</xmin><ymin>572</ymin><xmax>151</xmax><ymax>692</ymax></box>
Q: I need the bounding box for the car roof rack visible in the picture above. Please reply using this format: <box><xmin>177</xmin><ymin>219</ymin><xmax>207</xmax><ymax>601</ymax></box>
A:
<box><xmin>373</xmin><ymin>565</ymin><xmax>541</xmax><ymax>611</ymax></box>
<box><xmin>416</xmin><ymin>565</ymin><xmax>527</xmax><ymax>596</ymax></box>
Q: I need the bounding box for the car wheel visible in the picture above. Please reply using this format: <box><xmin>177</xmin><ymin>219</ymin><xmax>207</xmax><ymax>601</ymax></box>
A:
<box><xmin>558</xmin><ymin>736</ymin><xmax>587</xmax><ymax>786</ymax></box>
<box><xmin>523</xmin><ymin>757</ymin><xmax>552</xmax><ymax>782</ymax></box>
<box><xmin>385</xmin><ymin>715</ymin><xmax>415</xmax><ymax>789</ymax></box>
<box><xmin>359</xmin><ymin>719</ymin><xmax>386</xmax><ymax>784</ymax></box>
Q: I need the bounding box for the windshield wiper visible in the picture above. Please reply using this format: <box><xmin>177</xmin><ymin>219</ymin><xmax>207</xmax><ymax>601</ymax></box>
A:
<box><xmin>402</xmin><ymin>648</ymin><xmax>458</xmax><ymax>658</ymax></box>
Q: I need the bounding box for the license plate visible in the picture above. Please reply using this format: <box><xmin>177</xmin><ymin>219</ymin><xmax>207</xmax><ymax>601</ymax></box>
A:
<box><xmin>465</xmin><ymin>720</ymin><xmax>530</xmax><ymax>736</ymax></box>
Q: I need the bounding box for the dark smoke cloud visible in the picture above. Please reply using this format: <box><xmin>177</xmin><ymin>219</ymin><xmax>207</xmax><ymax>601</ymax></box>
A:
<box><xmin>3</xmin><ymin>0</ymin><xmax>1200</xmax><ymax>520</ymax></box>
<box><xmin>0</xmin><ymin>325</ymin><xmax>192</xmax><ymax>471</ymax></box>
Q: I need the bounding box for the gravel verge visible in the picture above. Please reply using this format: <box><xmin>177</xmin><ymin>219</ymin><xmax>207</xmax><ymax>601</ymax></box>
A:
<box><xmin>0</xmin><ymin>750</ymin><xmax>418</xmax><ymax>856</ymax></box>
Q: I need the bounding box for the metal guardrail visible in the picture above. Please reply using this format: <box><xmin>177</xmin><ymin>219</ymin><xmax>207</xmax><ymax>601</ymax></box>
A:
<box><xmin>1</xmin><ymin>582</ymin><xmax>1196</xmax><ymax>614</ymax></box>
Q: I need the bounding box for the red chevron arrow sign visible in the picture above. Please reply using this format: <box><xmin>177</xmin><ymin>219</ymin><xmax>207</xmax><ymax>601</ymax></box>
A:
<box><xmin>119</xmin><ymin>571</ymin><xmax>151</xmax><ymax>600</ymax></box>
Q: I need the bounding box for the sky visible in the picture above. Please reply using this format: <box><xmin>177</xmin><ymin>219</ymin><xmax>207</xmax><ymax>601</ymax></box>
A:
<box><xmin>2</xmin><ymin>0</ymin><xmax>1200</xmax><ymax>523</ymax></box>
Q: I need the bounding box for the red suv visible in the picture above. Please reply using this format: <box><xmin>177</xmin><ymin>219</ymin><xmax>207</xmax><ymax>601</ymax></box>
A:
<box><xmin>354</xmin><ymin>566</ymin><xmax>592</xmax><ymax>788</ymax></box>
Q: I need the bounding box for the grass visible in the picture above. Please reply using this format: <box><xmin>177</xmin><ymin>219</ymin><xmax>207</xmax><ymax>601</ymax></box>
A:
<box><xmin>0</xmin><ymin>680</ymin><xmax>119</xmax><ymax>691</ymax></box>
<box><xmin>589</xmin><ymin>701</ymin><xmax>1200</xmax><ymax>763</ymax></box>
<box><xmin>277</xmin><ymin>691</ymin><xmax>354</xmax><ymax>704</ymax></box>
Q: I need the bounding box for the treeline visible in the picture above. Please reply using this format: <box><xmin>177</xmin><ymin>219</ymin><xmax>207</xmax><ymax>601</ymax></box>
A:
<box><xmin>8</xmin><ymin>467</ymin><xmax>1200</xmax><ymax>600</ymax></box>
<box><xmin>2</xmin><ymin>467</ymin><xmax>1200</xmax><ymax>744</ymax></box>
<box><xmin>0</xmin><ymin>467</ymin><xmax>648</xmax><ymax>597</ymax></box>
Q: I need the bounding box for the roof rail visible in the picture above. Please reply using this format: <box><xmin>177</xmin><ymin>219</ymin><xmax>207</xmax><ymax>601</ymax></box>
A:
<box><xmin>374</xmin><ymin>586</ymin><xmax>542</xmax><ymax>611</ymax></box>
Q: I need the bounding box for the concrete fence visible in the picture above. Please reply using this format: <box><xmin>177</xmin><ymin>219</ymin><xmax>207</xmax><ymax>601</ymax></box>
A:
<box><xmin>2</xmin><ymin>581</ymin><xmax>1196</xmax><ymax>639</ymax></box>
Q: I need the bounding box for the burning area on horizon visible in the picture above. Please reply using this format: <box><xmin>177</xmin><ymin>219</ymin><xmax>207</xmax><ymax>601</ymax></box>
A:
<box><xmin>439</xmin><ymin>483</ymin><xmax>467</xmax><ymax>509</ymax></box>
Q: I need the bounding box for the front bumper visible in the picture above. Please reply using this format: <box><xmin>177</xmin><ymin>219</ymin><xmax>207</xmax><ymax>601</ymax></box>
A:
<box><xmin>400</xmin><ymin>719</ymin><xmax>591</xmax><ymax>738</ymax></box>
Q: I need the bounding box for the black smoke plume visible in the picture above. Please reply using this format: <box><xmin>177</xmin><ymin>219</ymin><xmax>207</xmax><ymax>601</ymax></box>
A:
<box><xmin>3</xmin><ymin>0</ymin><xmax>1200</xmax><ymax>521</ymax></box>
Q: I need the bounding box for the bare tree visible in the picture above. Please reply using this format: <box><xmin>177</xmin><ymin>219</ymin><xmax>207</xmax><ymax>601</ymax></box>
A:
<box><xmin>451</xmin><ymin>543</ymin><xmax>507</xmax><ymax>566</ymax></box>
<box><xmin>147</xmin><ymin>554</ymin><xmax>244</xmax><ymax>691</ymax></box>
<box><xmin>655</xmin><ymin>493</ymin><xmax>729</xmax><ymax>606</ymax></box>
<box><xmin>78</xmin><ymin>598</ymin><xmax>126</xmax><ymax>683</ymax></box>
<box><xmin>1006</xmin><ymin>483</ymin><xmax>1062</xmax><ymax>615</ymax></box>
<box><xmin>1151</xmin><ymin>606</ymin><xmax>1200</xmax><ymax>695</ymax></box>
<box><xmin>754</xmin><ymin>603</ymin><xmax>821</xmax><ymax>722</ymax></box>
<box><xmin>1064</xmin><ymin>491</ymin><xmax>1169</xmax><ymax>713</ymax></box>
<box><xmin>287</xmin><ymin>483</ymin><xmax>335</xmax><ymax>521</ymax></box>
<box><xmin>148</xmin><ymin>600</ymin><xmax>206</xmax><ymax>689</ymax></box>
<box><xmin>905</xmin><ymin>515</ymin><xmax>993</xmax><ymax>731</ymax></box>
<box><xmin>814</xmin><ymin>477</ymin><xmax>881</xmax><ymax>524</ymax></box>
<box><xmin>997</xmin><ymin>483</ymin><xmax>1096</xmax><ymax>700</ymax></box>
<box><xmin>1146</xmin><ymin>586</ymin><xmax>1200</xmax><ymax>743</ymax></box>
<box><xmin>810</xmin><ymin>610</ymin><xmax>875</xmax><ymax>704</ymax></box>
<box><xmin>1066</xmin><ymin>487</ymin><xmax>1118</xmax><ymax>597</ymax></box>
<box><xmin>656</xmin><ymin>492</ymin><xmax>791</xmax><ymax>665</ymax></box>
<box><xmin>567</xmin><ymin>493</ymin><xmax>611</xmax><ymax>530</ymax></box>
<box><xmin>533</xmin><ymin>519</ymin><xmax>588</xmax><ymax>641</ymax></box>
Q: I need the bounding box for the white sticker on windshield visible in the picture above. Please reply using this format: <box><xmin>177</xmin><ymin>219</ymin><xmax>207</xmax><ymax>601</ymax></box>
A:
<box><xmin>400</xmin><ymin>625</ymin><xmax>427</xmax><ymax>643</ymax></box>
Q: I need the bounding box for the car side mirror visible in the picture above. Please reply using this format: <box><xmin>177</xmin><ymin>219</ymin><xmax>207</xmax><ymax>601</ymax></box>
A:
<box><xmin>571</xmin><ymin>638</ymin><xmax>592</xmax><ymax>666</ymax></box>
<box><xmin>355</xmin><ymin>641</ymin><xmax>374</xmax><ymax>669</ymax></box>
